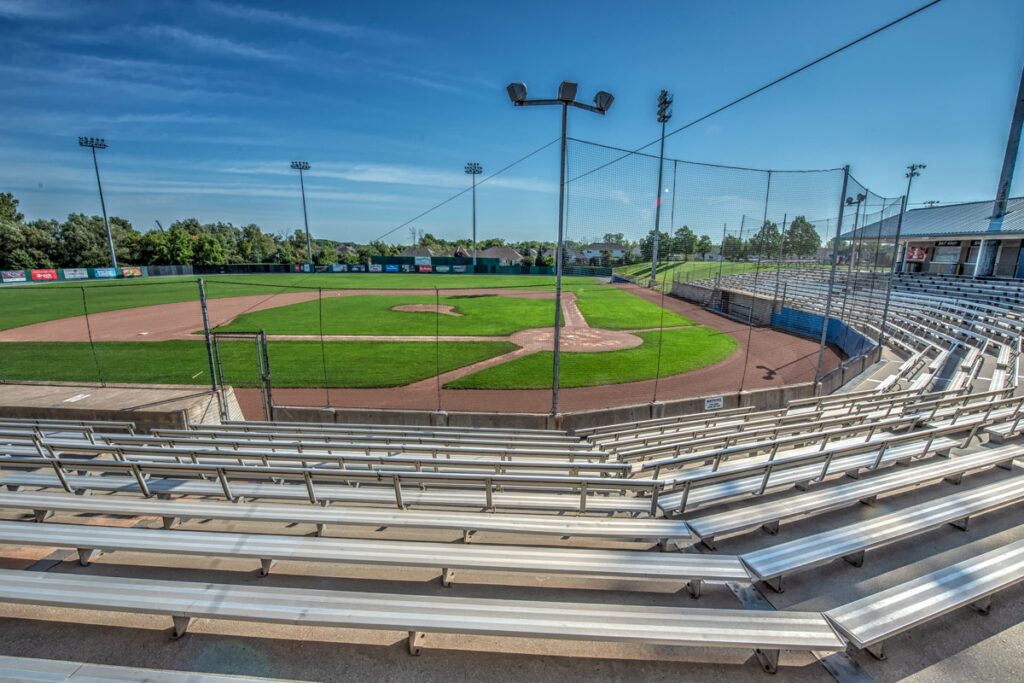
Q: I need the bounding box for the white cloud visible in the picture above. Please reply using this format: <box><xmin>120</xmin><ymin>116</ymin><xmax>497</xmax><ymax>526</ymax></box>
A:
<box><xmin>141</xmin><ymin>25</ymin><xmax>291</xmax><ymax>62</ymax></box>
<box><xmin>205</xmin><ymin>1</ymin><xmax>411</xmax><ymax>44</ymax></box>
<box><xmin>0</xmin><ymin>0</ymin><xmax>74</xmax><ymax>19</ymax></box>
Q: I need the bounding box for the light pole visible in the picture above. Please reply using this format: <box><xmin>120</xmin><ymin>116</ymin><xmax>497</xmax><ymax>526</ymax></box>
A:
<box><xmin>650</xmin><ymin>89</ymin><xmax>673</xmax><ymax>281</ymax></box>
<box><xmin>464</xmin><ymin>162</ymin><xmax>482</xmax><ymax>268</ymax></box>
<box><xmin>507</xmin><ymin>80</ymin><xmax>614</xmax><ymax>416</ymax></box>
<box><xmin>879</xmin><ymin>163</ymin><xmax>924</xmax><ymax>346</ymax></box>
<box><xmin>290</xmin><ymin>161</ymin><xmax>313</xmax><ymax>270</ymax></box>
<box><xmin>840</xmin><ymin>192</ymin><xmax>866</xmax><ymax>322</ymax></box>
<box><xmin>78</xmin><ymin>137</ymin><xmax>116</xmax><ymax>268</ymax></box>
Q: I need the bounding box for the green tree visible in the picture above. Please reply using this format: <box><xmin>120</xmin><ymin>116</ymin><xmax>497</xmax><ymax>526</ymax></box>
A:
<box><xmin>602</xmin><ymin>232</ymin><xmax>625</xmax><ymax>245</ymax></box>
<box><xmin>749</xmin><ymin>220</ymin><xmax>780</xmax><ymax>258</ymax></box>
<box><xmin>0</xmin><ymin>192</ymin><xmax>25</xmax><ymax>224</ymax></box>
<box><xmin>673</xmin><ymin>226</ymin><xmax>697</xmax><ymax>260</ymax></box>
<box><xmin>696</xmin><ymin>235</ymin><xmax>714</xmax><ymax>259</ymax></box>
<box><xmin>784</xmin><ymin>216</ymin><xmax>822</xmax><ymax>258</ymax></box>
<box><xmin>639</xmin><ymin>229</ymin><xmax>670</xmax><ymax>262</ymax></box>
<box><xmin>193</xmin><ymin>234</ymin><xmax>226</xmax><ymax>265</ymax></box>
<box><xmin>164</xmin><ymin>226</ymin><xmax>194</xmax><ymax>264</ymax></box>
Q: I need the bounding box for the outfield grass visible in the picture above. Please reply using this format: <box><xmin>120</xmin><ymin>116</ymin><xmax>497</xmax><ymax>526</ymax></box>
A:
<box><xmin>216</xmin><ymin>294</ymin><xmax>559</xmax><ymax>336</ymax></box>
<box><xmin>445</xmin><ymin>327</ymin><xmax>737</xmax><ymax>389</ymax></box>
<box><xmin>0</xmin><ymin>340</ymin><xmax>516</xmax><ymax>388</ymax></box>
<box><xmin>0</xmin><ymin>273</ymin><xmax>597</xmax><ymax>331</ymax></box>
<box><xmin>572</xmin><ymin>286</ymin><xmax>694</xmax><ymax>329</ymax></box>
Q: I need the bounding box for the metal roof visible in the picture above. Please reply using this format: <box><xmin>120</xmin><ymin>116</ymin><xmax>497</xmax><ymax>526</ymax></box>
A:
<box><xmin>841</xmin><ymin>196</ymin><xmax>1024</xmax><ymax>240</ymax></box>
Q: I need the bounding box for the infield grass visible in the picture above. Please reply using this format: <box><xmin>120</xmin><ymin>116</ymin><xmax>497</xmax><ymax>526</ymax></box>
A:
<box><xmin>0</xmin><ymin>340</ymin><xmax>516</xmax><ymax>388</ymax></box>
<box><xmin>445</xmin><ymin>326</ymin><xmax>737</xmax><ymax>389</ymax></box>
<box><xmin>0</xmin><ymin>273</ymin><xmax>596</xmax><ymax>331</ymax></box>
<box><xmin>216</xmin><ymin>294</ymin><xmax>559</xmax><ymax>336</ymax></box>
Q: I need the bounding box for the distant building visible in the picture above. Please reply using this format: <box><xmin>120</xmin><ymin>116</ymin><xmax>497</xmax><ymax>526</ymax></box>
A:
<box><xmin>398</xmin><ymin>246</ymin><xmax>435</xmax><ymax>258</ymax></box>
<box><xmin>336</xmin><ymin>244</ymin><xmax>357</xmax><ymax>259</ymax></box>
<box><xmin>477</xmin><ymin>245</ymin><xmax>523</xmax><ymax>265</ymax></box>
<box><xmin>582</xmin><ymin>242</ymin><xmax>627</xmax><ymax>261</ymax></box>
<box><xmin>440</xmin><ymin>246</ymin><xmax>471</xmax><ymax>258</ymax></box>
<box><xmin>542</xmin><ymin>247</ymin><xmax>584</xmax><ymax>265</ymax></box>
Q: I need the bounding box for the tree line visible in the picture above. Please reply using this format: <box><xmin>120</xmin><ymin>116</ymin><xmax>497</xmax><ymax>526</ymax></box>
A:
<box><xmin>637</xmin><ymin>217</ymin><xmax>822</xmax><ymax>263</ymax></box>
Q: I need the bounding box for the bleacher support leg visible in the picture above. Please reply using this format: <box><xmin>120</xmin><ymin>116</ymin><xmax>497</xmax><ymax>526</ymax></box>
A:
<box><xmin>315</xmin><ymin>523</ymin><xmax>327</xmax><ymax>536</ymax></box>
<box><xmin>950</xmin><ymin>516</ymin><xmax>971</xmax><ymax>531</ymax></box>
<box><xmin>161</xmin><ymin>516</ymin><xmax>179</xmax><ymax>529</ymax></box>
<box><xmin>859</xmin><ymin>495</ymin><xmax>877</xmax><ymax>506</ymax></box>
<box><xmin>761</xmin><ymin>520</ymin><xmax>780</xmax><ymax>535</ymax></box>
<box><xmin>32</xmin><ymin>509</ymin><xmax>53</xmax><ymax>522</ymax></box>
<box><xmin>259</xmin><ymin>558</ymin><xmax>277</xmax><ymax>576</ymax></box>
<box><xmin>76</xmin><ymin>548</ymin><xmax>98</xmax><ymax>566</ymax></box>
<box><xmin>171</xmin><ymin>616</ymin><xmax>192</xmax><ymax>639</ymax></box>
<box><xmin>842</xmin><ymin>550</ymin><xmax>865</xmax><ymax>567</ymax></box>
<box><xmin>441</xmin><ymin>568</ymin><xmax>456</xmax><ymax>587</ymax></box>
<box><xmin>969</xmin><ymin>596</ymin><xmax>992</xmax><ymax>615</ymax></box>
<box><xmin>686</xmin><ymin>579</ymin><xmax>702</xmax><ymax>599</ymax></box>
<box><xmin>997</xmin><ymin>458</ymin><xmax>1016</xmax><ymax>470</ymax></box>
<box><xmin>754</xmin><ymin>648</ymin><xmax>780</xmax><ymax>673</ymax></box>
<box><xmin>864</xmin><ymin>642</ymin><xmax>886</xmax><ymax>661</ymax></box>
<box><xmin>764</xmin><ymin>576</ymin><xmax>784</xmax><ymax>593</ymax></box>
<box><xmin>408</xmin><ymin>630</ymin><xmax>426</xmax><ymax>655</ymax></box>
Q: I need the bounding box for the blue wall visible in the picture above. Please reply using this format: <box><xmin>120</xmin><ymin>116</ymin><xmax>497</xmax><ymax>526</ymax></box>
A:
<box><xmin>771</xmin><ymin>307</ymin><xmax>875</xmax><ymax>358</ymax></box>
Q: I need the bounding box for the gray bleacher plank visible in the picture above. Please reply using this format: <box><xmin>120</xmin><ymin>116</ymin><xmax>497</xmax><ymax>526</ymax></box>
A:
<box><xmin>0</xmin><ymin>519</ymin><xmax>741</xmax><ymax>588</ymax></box>
<box><xmin>0</xmin><ymin>490</ymin><xmax>689</xmax><ymax>542</ymax></box>
<box><xmin>824</xmin><ymin>538</ymin><xmax>1024</xmax><ymax>659</ymax></box>
<box><xmin>740</xmin><ymin>476</ymin><xmax>1024</xmax><ymax>591</ymax></box>
<box><xmin>0</xmin><ymin>569</ymin><xmax>844</xmax><ymax>666</ymax></box>
<box><xmin>0</xmin><ymin>655</ymin><xmax>297</xmax><ymax>682</ymax></box>
<box><xmin>687</xmin><ymin>446</ymin><xmax>1019</xmax><ymax>548</ymax></box>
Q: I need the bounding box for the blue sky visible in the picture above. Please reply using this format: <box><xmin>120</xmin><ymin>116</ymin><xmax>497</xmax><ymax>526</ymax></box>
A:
<box><xmin>1</xmin><ymin>0</ymin><xmax>1022</xmax><ymax>245</ymax></box>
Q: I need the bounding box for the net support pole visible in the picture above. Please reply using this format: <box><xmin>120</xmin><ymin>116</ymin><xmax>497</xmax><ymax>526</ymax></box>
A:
<box><xmin>772</xmin><ymin>213</ymin><xmax>787</xmax><ymax>308</ymax></box>
<box><xmin>649</xmin><ymin>117</ymin><xmax>668</xmax><ymax>282</ymax></box>
<box><xmin>197</xmin><ymin>278</ymin><xmax>219</xmax><ymax>396</ymax></box>
<box><xmin>551</xmin><ymin>101</ymin><xmax>568</xmax><ymax>417</ymax></box>
<box><xmin>816</xmin><ymin>165</ymin><xmax>850</xmax><ymax>385</ymax></box>
<box><xmin>879</xmin><ymin>193</ymin><xmax>908</xmax><ymax>348</ymax></box>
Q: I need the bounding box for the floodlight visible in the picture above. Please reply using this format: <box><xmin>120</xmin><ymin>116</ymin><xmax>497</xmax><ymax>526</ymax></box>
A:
<box><xmin>465</xmin><ymin>162</ymin><xmax>482</xmax><ymax>175</ymax></box>
<box><xmin>506</xmin><ymin>82</ymin><xmax>527</xmax><ymax>104</ymax></box>
<box><xmin>593</xmin><ymin>90</ymin><xmax>614</xmax><ymax>112</ymax></box>
<box><xmin>291</xmin><ymin>161</ymin><xmax>310</xmax><ymax>171</ymax></box>
<box><xmin>558</xmin><ymin>80</ymin><xmax>578</xmax><ymax>101</ymax></box>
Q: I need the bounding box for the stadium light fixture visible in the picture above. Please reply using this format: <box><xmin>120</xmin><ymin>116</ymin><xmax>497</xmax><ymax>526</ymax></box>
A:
<box><xmin>506</xmin><ymin>79</ymin><xmax>614</xmax><ymax>415</ymax></box>
<box><xmin>78</xmin><ymin>136</ymin><xmax>117</xmax><ymax>268</ymax></box>
<box><xmin>879</xmin><ymin>163</ymin><xmax>925</xmax><ymax>347</ymax></box>
<box><xmin>650</xmin><ymin>89</ymin><xmax>673</xmax><ymax>281</ymax></box>
<box><xmin>290</xmin><ymin>161</ymin><xmax>313</xmax><ymax>270</ymax></box>
<box><xmin>464</xmin><ymin>162</ymin><xmax>483</xmax><ymax>267</ymax></box>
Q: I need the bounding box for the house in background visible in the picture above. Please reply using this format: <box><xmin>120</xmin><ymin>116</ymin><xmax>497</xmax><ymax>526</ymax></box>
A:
<box><xmin>542</xmin><ymin>247</ymin><xmax>584</xmax><ymax>264</ymax></box>
<box><xmin>398</xmin><ymin>246</ymin><xmax>435</xmax><ymax>258</ymax></box>
<box><xmin>441</xmin><ymin>246</ymin><xmax>471</xmax><ymax>258</ymax></box>
<box><xmin>336</xmin><ymin>244</ymin><xmax>358</xmax><ymax>259</ymax></box>
<box><xmin>477</xmin><ymin>245</ymin><xmax>523</xmax><ymax>265</ymax></box>
<box><xmin>582</xmin><ymin>242</ymin><xmax>627</xmax><ymax>262</ymax></box>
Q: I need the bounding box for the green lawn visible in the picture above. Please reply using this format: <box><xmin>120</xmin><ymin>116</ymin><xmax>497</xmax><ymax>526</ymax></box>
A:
<box><xmin>445</xmin><ymin>327</ymin><xmax>737</xmax><ymax>389</ymax></box>
<box><xmin>216</xmin><ymin>294</ymin><xmax>559</xmax><ymax>336</ymax></box>
<box><xmin>0</xmin><ymin>340</ymin><xmax>516</xmax><ymax>388</ymax></box>
<box><xmin>0</xmin><ymin>273</ymin><xmax>596</xmax><ymax>331</ymax></box>
<box><xmin>572</xmin><ymin>286</ymin><xmax>694</xmax><ymax>329</ymax></box>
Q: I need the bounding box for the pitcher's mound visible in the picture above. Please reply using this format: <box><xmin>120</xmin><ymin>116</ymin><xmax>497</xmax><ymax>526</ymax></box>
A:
<box><xmin>391</xmin><ymin>304</ymin><xmax>463</xmax><ymax>316</ymax></box>
<box><xmin>509</xmin><ymin>327</ymin><xmax>643</xmax><ymax>352</ymax></box>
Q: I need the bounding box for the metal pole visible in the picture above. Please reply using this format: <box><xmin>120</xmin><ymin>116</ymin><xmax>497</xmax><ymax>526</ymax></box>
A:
<box><xmin>988</xmin><ymin>63</ymin><xmax>1024</xmax><ymax>230</ymax></box>
<box><xmin>197</xmin><ymin>278</ymin><xmax>219</xmax><ymax>396</ymax></box>
<box><xmin>91</xmin><ymin>146</ymin><xmax>117</xmax><ymax>269</ymax></box>
<box><xmin>650</xmin><ymin>117</ymin><xmax>667</xmax><ymax>282</ymax></box>
<box><xmin>471</xmin><ymin>172</ymin><xmax>477</xmax><ymax>268</ymax></box>
<box><xmin>879</xmin><ymin>191</ymin><xmax>909</xmax><ymax>347</ymax></box>
<box><xmin>816</xmin><ymin>166</ymin><xmax>851</xmax><ymax>384</ymax></box>
<box><xmin>551</xmin><ymin>101</ymin><xmax>568</xmax><ymax>417</ymax></box>
<box><xmin>773</xmin><ymin>213</ymin><xmax>787</xmax><ymax>307</ymax></box>
<box><xmin>299</xmin><ymin>168</ymin><xmax>312</xmax><ymax>270</ymax></box>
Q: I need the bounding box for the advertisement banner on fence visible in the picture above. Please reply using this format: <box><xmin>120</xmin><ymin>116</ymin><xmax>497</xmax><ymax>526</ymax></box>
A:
<box><xmin>413</xmin><ymin>256</ymin><xmax>431</xmax><ymax>266</ymax></box>
<box><xmin>385</xmin><ymin>264</ymin><xmax>399</xmax><ymax>272</ymax></box>
<box><xmin>905</xmin><ymin>246</ymin><xmax>927</xmax><ymax>263</ymax></box>
<box><xmin>121</xmin><ymin>267</ymin><xmax>143</xmax><ymax>277</ymax></box>
<box><xmin>453</xmin><ymin>265</ymin><xmax>467</xmax><ymax>273</ymax></box>
<box><xmin>93</xmin><ymin>267</ymin><xmax>117</xmax><ymax>278</ymax></box>
<box><xmin>369</xmin><ymin>264</ymin><xmax>383</xmax><ymax>272</ymax></box>
<box><xmin>1</xmin><ymin>270</ymin><xmax>26</xmax><ymax>283</ymax></box>
<box><xmin>418</xmin><ymin>265</ymin><xmax>433</xmax><ymax>273</ymax></box>
<box><xmin>329</xmin><ymin>264</ymin><xmax>346</xmax><ymax>272</ymax></box>
<box><xmin>401</xmin><ymin>264</ymin><xmax>413</xmax><ymax>272</ymax></box>
<box><xmin>434</xmin><ymin>265</ymin><xmax>450</xmax><ymax>273</ymax></box>
<box><xmin>30</xmin><ymin>269</ymin><xmax>58</xmax><ymax>280</ymax></box>
<box><xmin>350</xmin><ymin>264</ymin><xmax>366</xmax><ymax>272</ymax></box>
<box><xmin>62</xmin><ymin>268</ymin><xmax>89</xmax><ymax>279</ymax></box>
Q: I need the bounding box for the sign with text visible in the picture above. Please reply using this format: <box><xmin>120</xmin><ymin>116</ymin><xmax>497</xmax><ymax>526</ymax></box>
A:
<box><xmin>350</xmin><ymin>264</ymin><xmax>366</xmax><ymax>272</ymax></box>
<box><xmin>452</xmin><ymin>265</ymin><xmax>467</xmax><ymax>273</ymax></box>
<box><xmin>905</xmin><ymin>246</ymin><xmax>927</xmax><ymax>263</ymax></box>
<box><xmin>329</xmin><ymin>264</ymin><xmax>346</xmax><ymax>272</ymax></box>
<box><xmin>704</xmin><ymin>396</ymin><xmax>725</xmax><ymax>411</ymax></box>
<box><xmin>93</xmin><ymin>267</ymin><xmax>117</xmax><ymax>278</ymax></box>
<box><xmin>434</xmin><ymin>265</ymin><xmax>450</xmax><ymax>273</ymax></box>
<box><xmin>121</xmin><ymin>267</ymin><xmax>142</xmax><ymax>277</ymax></box>
<box><xmin>30</xmin><ymin>269</ymin><xmax>58</xmax><ymax>280</ymax></box>
<box><xmin>385</xmin><ymin>264</ymin><xmax>399</xmax><ymax>272</ymax></box>
<box><xmin>400</xmin><ymin>264</ymin><xmax>413</xmax><ymax>272</ymax></box>
<box><xmin>62</xmin><ymin>268</ymin><xmax>89</xmax><ymax>279</ymax></box>
<box><xmin>413</xmin><ymin>256</ymin><xmax>431</xmax><ymax>266</ymax></box>
<box><xmin>369</xmin><ymin>264</ymin><xmax>383</xmax><ymax>272</ymax></box>
<box><xmin>418</xmin><ymin>265</ymin><xmax>433</xmax><ymax>273</ymax></box>
<box><xmin>1</xmin><ymin>270</ymin><xmax>26</xmax><ymax>283</ymax></box>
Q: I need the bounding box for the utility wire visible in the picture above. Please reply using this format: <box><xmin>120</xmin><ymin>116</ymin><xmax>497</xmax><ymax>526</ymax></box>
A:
<box><xmin>371</xmin><ymin>138</ymin><xmax>560</xmax><ymax>243</ymax></box>
<box><xmin>566</xmin><ymin>0</ymin><xmax>944</xmax><ymax>185</ymax></box>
